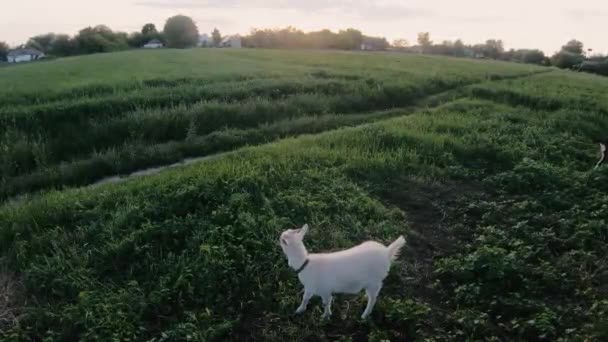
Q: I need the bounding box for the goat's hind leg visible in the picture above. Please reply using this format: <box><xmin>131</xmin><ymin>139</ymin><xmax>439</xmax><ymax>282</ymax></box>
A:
<box><xmin>361</xmin><ymin>283</ymin><xmax>381</xmax><ymax>319</ymax></box>
<box><xmin>320</xmin><ymin>294</ymin><xmax>333</xmax><ymax>319</ymax></box>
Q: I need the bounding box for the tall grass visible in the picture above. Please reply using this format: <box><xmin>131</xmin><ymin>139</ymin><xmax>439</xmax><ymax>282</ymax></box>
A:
<box><xmin>1</xmin><ymin>109</ymin><xmax>406</xmax><ymax>199</ymax></box>
<box><xmin>0</xmin><ymin>50</ymin><xmax>544</xmax><ymax>197</ymax></box>
<box><xmin>468</xmin><ymin>71</ymin><xmax>608</xmax><ymax>113</ymax></box>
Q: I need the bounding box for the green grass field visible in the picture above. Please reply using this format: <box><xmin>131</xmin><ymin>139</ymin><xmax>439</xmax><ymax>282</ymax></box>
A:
<box><xmin>0</xmin><ymin>49</ymin><xmax>545</xmax><ymax>200</ymax></box>
<box><xmin>0</xmin><ymin>49</ymin><xmax>607</xmax><ymax>340</ymax></box>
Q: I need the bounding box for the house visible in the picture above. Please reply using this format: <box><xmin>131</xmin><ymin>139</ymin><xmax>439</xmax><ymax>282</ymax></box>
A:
<box><xmin>463</xmin><ymin>48</ymin><xmax>484</xmax><ymax>59</ymax></box>
<box><xmin>360</xmin><ymin>36</ymin><xmax>389</xmax><ymax>51</ymax></box>
<box><xmin>406</xmin><ymin>45</ymin><xmax>423</xmax><ymax>54</ymax></box>
<box><xmin>7</xmin><ymin>48</ymin><xmax>44</xmax><ymax>63</ymax></box>
<box><xmin>220</xmin><ymin>35</ymin><xmax>242</xmax><ymax>48</ymax></box>
<box><xmin>198</xmin><ymin>34</ymin><xmax>213</xmax><ymax>47</ymax></box>
<box><xmin>463</xmin><ymin>48</ymin><xmax>475</xmax><ymax>58</ymax></box>
<box><xmin>143</xmin><ymin>39</ymin><xmax>163</xmax><ymax>49</ymax></box>
<box><xmin>360</xmin><ymin>42</ymin><xmax>374</xmax><ymax>51</ymax></box>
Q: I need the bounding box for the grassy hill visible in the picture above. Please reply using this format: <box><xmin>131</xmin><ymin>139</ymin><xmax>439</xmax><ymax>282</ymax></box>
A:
<box><xmin>0</xmin><ymin>49</ymin><xmax>546</xmax><ymax>200</ymax></box>
<box><xmin>0</xmin><ymin>49</ymin><xmax>607</xmax><ymax>340</ymax></box>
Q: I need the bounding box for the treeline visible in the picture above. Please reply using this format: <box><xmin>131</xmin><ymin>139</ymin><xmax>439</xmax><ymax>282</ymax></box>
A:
<box><xmin>21</xmin><ymin>23</ymin><xmax>174</xmax><ymax>56</ymax></box>
<box><xmin>4</xmin><ymin>25</ymin><xmax>162</xmax><ymax>57</ymax></box>
<box><xmin>414</xmin><ymin>32</ymin><xmax>549</xmax><ymax>64</ymax></box>
<box><xmin>0</xmin><ymin>18</ymin><xmax>389</xmax><ymax>60</ymax></box>
<box><xmin>0</xmin><ymin>15</ymin><xmax>203</xmax><ymax>58</ymax></box>
<box><xmin>241</xmin><ymin>27</ymin><xmax>388</xmax><ymax>50</ymax></box>
<box><xmin>397</xmin><ymin>32</ymin><xmax>608</xmax><ymax>76</ymax></box>
<box><xmin>1</xmin><ymin>18</ymin><xmax>607</xmax><ymax>77</ymax></box>
<box><xmin>397</xmin><ymin>33</ymin><xmax>549</xmax><ymax>65</ymax></box>
<box><xmin>23</xmin><ymin>27</ymin><xmax>132</xmax><ymax>57</ymax></box>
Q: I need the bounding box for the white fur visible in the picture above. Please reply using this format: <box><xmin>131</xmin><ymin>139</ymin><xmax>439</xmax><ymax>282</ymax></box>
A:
<box><xmin>596</xmin><ymin>143</ymin><xmax>606</xmax><ymax>169</ymax></box>
<box><xmin>279</xmin><ymin>224</ymin><xmax>405</xmax><ymax>320</ymax></box>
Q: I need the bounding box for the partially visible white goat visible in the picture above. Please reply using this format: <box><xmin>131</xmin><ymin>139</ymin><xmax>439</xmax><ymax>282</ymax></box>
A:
<box><xmin>279</xmin><ymin>224</ymin><xmax>405</xmax><ymax>319</ymax></box>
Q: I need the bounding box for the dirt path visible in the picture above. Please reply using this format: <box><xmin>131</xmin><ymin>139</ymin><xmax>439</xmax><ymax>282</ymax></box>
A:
<box><xmin>89</xmin><ymin>154</ymin><xmax>221</xmax><ymax>188</ymax></box>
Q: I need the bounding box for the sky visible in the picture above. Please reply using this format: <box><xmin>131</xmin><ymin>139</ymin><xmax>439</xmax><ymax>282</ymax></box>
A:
<box><xmin>1</xmin><ymin>0</ymin><xmax>607</xmax><ymax>55</ymax></box>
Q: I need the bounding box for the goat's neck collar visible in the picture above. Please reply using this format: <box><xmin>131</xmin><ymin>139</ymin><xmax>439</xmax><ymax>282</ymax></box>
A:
<box><xmin>294</xmin><ymin>259</ymin><xmax>309</xmax><ymax>274</ymax></box>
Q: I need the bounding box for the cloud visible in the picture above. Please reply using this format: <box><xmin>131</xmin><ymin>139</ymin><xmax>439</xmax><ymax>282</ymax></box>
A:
<box><xmin>343</xmin><ymin>4</ymin><xmax>434</xmax><ymax>21</ymax></box>
<box><xmin>449</xmin><ymin>15</ymin><xmax>509</xmax><ymax>23</ymax></box>
<box><xmin>564</xmin><ymin>8</ymin><xmax>608</xmax><ymax>20</ymax></box>
<box><xmin>134</xmin><ymin>0</ymin><xmax>434</xmax><ymax>21</ymax></box>
<box><xmin>134</xmin><ymin>1</ymin><xmax>237</xmax><ymax>8</ymax></box>
<box><xmin>194</xmin><ymin>16</ymin><xmax>232</xmax><ymax>28</ymax></box>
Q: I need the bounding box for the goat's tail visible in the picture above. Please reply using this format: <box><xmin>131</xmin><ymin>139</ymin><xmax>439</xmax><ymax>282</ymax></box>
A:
<box><xmin>387</xmin><ymin>236</ymin><xmax>406</xmax><ymax>262</ymax></box>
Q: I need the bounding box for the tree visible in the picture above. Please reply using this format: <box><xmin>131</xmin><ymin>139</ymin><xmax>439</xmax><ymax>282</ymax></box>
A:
<box><xmin>471</xmin><ymin>44</ymin><xmax>485</xmax><ymax>57</ymax></box>
<box><xmin>551</xmin><ymin>51</ymin><xmax>584</xmax><ymax>69</ymax></box>
<box><xmin>74</xmin><ymin>25</ymin><xmax>129</xmax><ymax>54</ymax></box>
<box><xmin>453</xmin><ymin>39</ymin><xmax>465</xmax><ymax>57</ymax></box>
<box><xmin>26</xmin><ymin>33</ymin><xmax>57</xmax><ymax>53</ymax></box>
<box><xmin>417</xmin><ymin>32</ymin><xmax>432</xmax><ymax>53</ymax></box>
<box><xmin>27</xmin><ymin>33</ymin><xmax>77</xmax><ymax>56</ymax></box>
<box><xmin>484</xmin><ymin>39</ymin><xmax>504</xmax><ymax>59</ymax></box>
<box><xmin>551</xmin><ymin>39</ymin><xmax>585</xmax><ymax>69</ymax></box>
<box><xmin>277</xmin><ymin>26</ymin><xmax>306</xmax><ymax>48</ymax></box>
<box><xmin>428</xmin><ymin>40</ymin><xmax>451</xmax><ymax>55</ymax></box>
<box><xmin>336</xmin><ymin>28</ymin><xmax>363</xmax><ymax>50</ymax></box>
<box><xmin>164</xmin><ymin>15</ymin><xmax>199</xmax><ymax>48</ymax></box>
<box><xmin>502</xmin><ymin>48</ymin><xmax>515</xmax><ymax>61</ymax></box>
<box><xmin>392</xmin><ymin>39</ymin><xmax>409</xmax><ymax>49</ymax></box>
<box><xmin>127</xmin><ymin>32</ymin><xmax>146</xmax><ymax>48</ymax></box>
<box><xmin>308</xmin><ymin>29</ymin><xmax>336</xmax><ymax>49</ymax></box>
<box><xmin>0</xmin><ymin>41</ymin><xmax>8</xmax><ymax>61</ymax></box>
<box><xmin>562</xmin><ymin>39</ymin><xmax>584</xmax><ymax>55</ymax></box>
<box><xmin>130</xmin><ymin>23</ymin><xmax>165</xmax><ymax>48</ymax></box>
<box><xmin>240</xmin><ymin>26</ymin><xmax>389</xmax><ymax>51</ymax></box>
<box><xmin>516</xmin><ymin>49</ymin><xmax>545</xmax><ymax>65</ymax></box>
<box><xmin>142</xmin><ymin>23</ymin><xmax>158</xmax><ymax>35</ymax></box>
<box><xmin>51</xmin><ymin>34</ymin><xmax>77</xmax><ymax>56</ymax></box>
<box><xmin>212</xmin><ymin>28</ymin><xmax>222</xmax><ymax>47</ymax></box>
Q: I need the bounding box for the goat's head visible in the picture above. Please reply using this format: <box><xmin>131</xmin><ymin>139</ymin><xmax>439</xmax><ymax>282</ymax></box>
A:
<box><xmin>279</xmin><ymin>224</ymin><xmax>309</xmax><ymax>256</ymax></box>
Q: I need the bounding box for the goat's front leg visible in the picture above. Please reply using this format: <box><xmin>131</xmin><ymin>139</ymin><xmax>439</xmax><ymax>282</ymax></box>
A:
<box><xmin>595</xmin><ymin>145</ymin><xmax>606</xmax><ymax>169</ymax></box>
<box><xmin>595</xmin><ymin>155</ymin><xmax>605</xmax><ymax>169</ymax></box>
<box><xmin>295</xmin><ymin>290</ymin><xmax>313</xmax><ymax>314</ymax></box>
<box><xmin>321</xmin><ymin>294</ymin><xmax>333</xmax><ymax>319</ymax></box>
<box><xmin>361</xmin><ymin>284</ymin><xmax>381</xmax><ymax>319</ymax></box>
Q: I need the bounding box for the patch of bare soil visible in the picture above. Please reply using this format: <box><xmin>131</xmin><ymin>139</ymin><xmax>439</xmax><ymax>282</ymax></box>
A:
<box><xmin>379</xmin><ymin>179</ymin><xmax>486</xmax><ymax>312</ymax></box>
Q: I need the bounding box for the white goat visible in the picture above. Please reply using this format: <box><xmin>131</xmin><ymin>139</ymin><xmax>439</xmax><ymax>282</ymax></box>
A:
<box><xmin>279</xmin><ymin>224</ymin><xmax>405</xmax><ymax>319</ymax></box>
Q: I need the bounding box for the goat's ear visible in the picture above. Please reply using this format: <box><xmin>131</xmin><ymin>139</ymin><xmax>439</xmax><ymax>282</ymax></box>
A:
<box><xmin>298</xmin><ymin>224</ymin><xmax>309</xmax><ymax>238</ymax></box>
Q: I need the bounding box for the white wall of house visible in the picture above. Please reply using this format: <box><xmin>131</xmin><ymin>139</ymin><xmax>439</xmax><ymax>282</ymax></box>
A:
<box><xmin>8</xmin><ymin>54</ymin><xmax>35</xmax><ymax>63</ymax></box>
<box><xmin>230</xmin><ymin>38</ymin><xmax>242</xmax><ymax>48</ymax></box>
<box><xmin>143</xmin><ymin>43</ymin><xmax>163</xmax><ymax>49</ymax></box>
<box><xmin>222</xmin><ymin>37</ymin><xmax>242</xmax><ymax>48</ymax></box>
